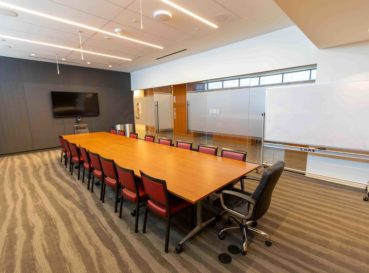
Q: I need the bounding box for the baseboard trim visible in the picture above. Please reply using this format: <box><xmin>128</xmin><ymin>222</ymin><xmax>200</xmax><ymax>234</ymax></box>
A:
<box><xmin>305</xmin><ymin>173</ymin><xmax>367</xmax><ymax>189</ymax></box>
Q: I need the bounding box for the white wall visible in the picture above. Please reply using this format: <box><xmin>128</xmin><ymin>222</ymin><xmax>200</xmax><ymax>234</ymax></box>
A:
<box><xmin>131</xmin><ymin>27</ymin><xmax>318</xmax><ymax>90</ymax></box>
<box><xmin>131</xmin><ymin>26</ymin><xmax>369</xmax><ymax>89</ymax></box>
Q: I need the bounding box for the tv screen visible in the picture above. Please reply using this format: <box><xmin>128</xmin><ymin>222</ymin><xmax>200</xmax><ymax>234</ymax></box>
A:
<box><xmin>51</xmin><ymin>91</ymin><xmax>100</xmax><ymax>118</ymax></box>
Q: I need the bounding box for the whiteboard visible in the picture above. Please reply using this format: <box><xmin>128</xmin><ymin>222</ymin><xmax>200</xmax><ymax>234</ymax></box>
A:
<box><xmin>265</xmin><ymin>82</ymin><xmax>369</xmax><ymax>151</ymax></box>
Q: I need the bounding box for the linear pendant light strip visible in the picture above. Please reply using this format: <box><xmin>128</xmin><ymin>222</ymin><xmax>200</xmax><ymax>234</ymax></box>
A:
<box><xmin>160</xmin><ymin>0</ymin><xmax>218</xmax><ymax>29</ymax></box>
<box><xmin>0</xmin><ymin>1</ymin><xmax>163</xmax><ymax>49</ymax></box>
<box><xmin>0</xmin><ymin>34</ymin><xmax>132</xmax><ymax>61</ymax></box>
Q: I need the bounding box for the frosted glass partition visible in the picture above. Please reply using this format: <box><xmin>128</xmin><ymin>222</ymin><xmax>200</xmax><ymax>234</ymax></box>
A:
<box><xmin>154</xmin><ymin>93</ymin><xmax>173</xmax><ymax>131</ymax></box>
<box><xmin>134</xmin><ymin>96</ymin><xmax>155</xmax><ymax>126</ymax></box>
<box><xmin>187</xmin><ymin>87</ymin><xmax>265</xmax><ymax>137</ymax></box>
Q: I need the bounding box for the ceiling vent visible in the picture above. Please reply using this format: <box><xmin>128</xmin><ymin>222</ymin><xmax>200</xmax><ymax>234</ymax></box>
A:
<box><xmin>156</xmin><ymin>49</ymin><xmax>187</xmax><ymax>60</ymax></box>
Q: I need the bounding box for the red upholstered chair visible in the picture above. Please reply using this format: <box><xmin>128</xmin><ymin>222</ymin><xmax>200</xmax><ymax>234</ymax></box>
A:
<box><xmin>144</xmin><ymin>135</ymin><xmax>155</xmax><ymax>142</ymax></box>
<box><xmin>68</xmin><ymin>142</ymin><xmax>84</xmax><ymax>180</ymax></box>
<box><xmin>89</xmin><ymin>151</ymin><xmax>103</xmax><ymax>193</ymax></box>
<box><xmin>80</xmin><ymin>147</ymin><xmax>92</xmax><ymax>187</ymax></box>
<box><xmin>117</xmin><ymin>130</ymin><xmax>125</xmax><ymax>136</ymax></box>
<box><xmin>176</xmin><ymin>140</ymin><xmax>193</xmax><ymax>150</ymax></box>
<box><xmin>110</xmin><ymin>129</ymin><xmax>117</xmax><ymax>134</ymax></box>
<box><xmin>116</xmin><ymin>165</ymin><xmax>148</xmax><ymax>232</ymax></box>
<box><xmin>198</xmin><ymin>144</ymin><xmax>218</xmax><ymax>156</ymax></box>
<box><xmin>130</xmin><ymin>132</ymin><xmax>138</xmax><ymax>139</ymax></box>
<box><xmin>141</xmin><ymin>171</ymin><xmax>191</xmax><ymax>253</ymax></box>
<box><xmin>158</xmin><ymin>138</ymin><xmax>172</xmax><ymax>146</ymax></box>
<box><xmin>58</xmin><ymin>136</ymin><xmax>65</xmax><ymax>162</ymax></box>
<box><xmin>221</xmin><ymin>148</ymin><xmax>248</xmax><ymax>190</ymax></box>
<box><xmin>100</xmin><ymin>156</ymin><xmax>120</xmax><ymax>212</ymax></box>
<box><xmin>61</xmin><ymin>139</ymin><xmax>71</xmax><ymax>168</ymax></box>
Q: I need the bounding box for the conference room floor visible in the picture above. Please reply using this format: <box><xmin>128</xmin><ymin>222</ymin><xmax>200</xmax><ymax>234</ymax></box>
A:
<box><xmin>1</xmin><ymin>149</ymin><xmax>368</xmax><ymax>273</ymax></box>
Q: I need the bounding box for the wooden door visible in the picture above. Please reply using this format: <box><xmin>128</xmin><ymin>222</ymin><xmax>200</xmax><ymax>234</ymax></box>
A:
<box><xmin>172</xmin><ymin>84</ymin><xmax>188</xmax><ymax>135</ymax></box>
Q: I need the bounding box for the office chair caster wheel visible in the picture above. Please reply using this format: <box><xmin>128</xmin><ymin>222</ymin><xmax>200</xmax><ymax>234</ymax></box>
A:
<box><xmin>265</xmin><ymin>240</ymin><xmax>272</xmax><ymax>247</ymax></box>
<box><xmin>241</xmin><ymin>249</ymin><xmax>247</xmax><ymax>255</ymax></box>
<box><xmin>218</xmin><ymin>232</ymin><xmax>225</xmax><ymax>240</ymax></box>
<box><xmin>364</xmin><ymin>196</ymin><xmax>369</xmax><ymax>201</ymax></box>
<box><xmin>175</xmin><ymin>244</ymin><xmax>183</xmax><ymax>253</ymax></box>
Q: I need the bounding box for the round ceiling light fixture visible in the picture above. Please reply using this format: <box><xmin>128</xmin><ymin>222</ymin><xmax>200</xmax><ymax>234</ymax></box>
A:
<box><xmin>114</xmin><ymin>27</ymin><xmax>123</xmax><ymax>35</ymax></box>
<box><xmin>153</xmin><ymin>10</ymin><xmax>172</xmax><ymax>21</ymax></box>
<box><xmin>0</xmin><ymin>8</ymin><xmax>18</xmax><ymax>17</ymax></box>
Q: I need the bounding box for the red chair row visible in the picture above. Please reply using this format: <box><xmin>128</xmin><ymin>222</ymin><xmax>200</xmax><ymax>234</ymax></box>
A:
<box><xmin>59</xmin><ymin>136</ymin><xmax>191</xmax><ymax>253</ymax></box>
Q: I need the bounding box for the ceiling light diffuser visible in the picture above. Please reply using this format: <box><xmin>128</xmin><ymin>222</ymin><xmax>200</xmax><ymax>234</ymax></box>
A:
<box><xmin>0</xmin><ymin>1</ymin><xmax>163</xmax><ymax>49</ymax></box>
<box><xmin>160</xmin><ymin>0</ymin><xmax>218</xmax><ymax>29</ymax></box>
<box><xmin>0</xmin><ymin>34</ymin><xmax>132</xmax><ymax>61</ymax></box>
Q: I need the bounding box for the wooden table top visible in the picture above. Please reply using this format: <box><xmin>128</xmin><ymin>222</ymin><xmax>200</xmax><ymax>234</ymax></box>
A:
<box><xmin>63</xmin><ymin>132</ymin><xmax>259</xmax><ymax>204</ymax></box>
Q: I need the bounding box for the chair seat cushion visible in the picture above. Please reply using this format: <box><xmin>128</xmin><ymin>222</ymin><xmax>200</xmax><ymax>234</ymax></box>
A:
<box><xmin>93</xmin><ymin>169</ymin><xmax>103</xmax><ymax>179</ymax></box>
<box><xmin>122</xmin><ymin>184</ymin><xmax>147</xmax><ymax>202</ymax></box>
<box><xmin>72</xmin><ymin>156</ymin><xmax>84</xmax><ymax>163</ymax></box>
<box><xmin>83</xmin><ymin>162</ymin><xmax>92</xmax><ymax>170</ymax></box>
<box><xmin>105</xmin><ymin>177</ymin><xmax>117</xmax><ymax>188</ymax></box>
<box><xmin>147</xmin><ymin>195</ymin><xmax>191</xmax><ymax>217</ymax></box>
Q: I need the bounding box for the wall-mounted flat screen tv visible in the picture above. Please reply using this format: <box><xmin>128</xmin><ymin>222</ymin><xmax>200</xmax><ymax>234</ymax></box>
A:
<box><xmin>51</xmin><ymin>91</ymin><xmax>100</xmax><ymax>118</ymax></box>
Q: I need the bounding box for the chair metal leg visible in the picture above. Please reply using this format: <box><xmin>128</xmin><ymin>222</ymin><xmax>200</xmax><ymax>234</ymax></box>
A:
<box><xmin>60</xmin><ymin>151</ymin><xmax>63</xmax><ymax>162</ymax></box>
<box><xmin>77</xmin><ymin>163</ymin><xmax>81</xmax><ymax>180</ymax></box>
<box><xmin>87</xmin><ymin>170</ymin><xmax>91</xmax><ymax>189</ymax></box>
<box><xmin>119</xmin><ymin>196</ymin><xmax>124</xmax><ymax>218</ymax></box>
<box><xmin>82</xmin><ymin>167</ymin><xmax>85</xmax><ymax>183</ymax></box>
<box><xmin>248</xmin><ymin>226</ymin><xmax>270</xmax><ymax>240</ymax></box>
<box><xmin>101</xmin><ymin>183</ymin><xmax>106</xmax><ymax>202</ymax></box>
<box><xmin>242</xmin><ymin>226</ymin><xmax>248</xmax><ymax>255</ymax></box>
<box><xmin>91</xmin><ymin>176</ymin><xmax>95</xmax><ymax>192</ymax></box>
<box><xmin>70</xmin><ymin>162</ymin><xmax>74</xmax><ymax>175</ymax></box>
<box><xmin>114</xmin><ymin>186</ymin><xmax>119</xmax><ymax>213</ymax></box>
<box><xmin>135</xmin><ymin>201</ymin><xmax>140</xmax><ymax>233</ymax></box>
<box><xmin>142</xmin><ymin>204</ymin><xmax>148</xmax><ymax>233</ymax></box>
<box><xmin>219</xmin><ymin>226</ymin><xmax>240</xmax><ymax>237</ymax></box>
<box><xmin>165</xmin><ymin>216</ymin><xmax>171</xmax><ymax>253</ymax></box>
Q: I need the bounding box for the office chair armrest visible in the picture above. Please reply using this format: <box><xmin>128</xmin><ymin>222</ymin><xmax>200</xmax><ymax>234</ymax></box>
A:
<box><xmin>220</xmin><ymin>190</ymin><xmax>255</xmax><ymax>220</ymax></box>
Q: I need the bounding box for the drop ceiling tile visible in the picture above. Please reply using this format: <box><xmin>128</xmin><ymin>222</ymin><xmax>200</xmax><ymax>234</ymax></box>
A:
<box><xmin>50</xmin><ymin>0</ymin><xmax>126</xmax><ymax>20</ymax></box>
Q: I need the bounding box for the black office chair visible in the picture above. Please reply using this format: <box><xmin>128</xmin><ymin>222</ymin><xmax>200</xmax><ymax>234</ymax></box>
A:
<box><xmin>218</xmin><ymin>161</ymin><xmax>285</xmax><ymax>255</ymax></box>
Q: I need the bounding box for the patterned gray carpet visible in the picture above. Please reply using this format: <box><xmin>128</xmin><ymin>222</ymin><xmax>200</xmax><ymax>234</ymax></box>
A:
<box><xmin>0</xmin><ymin>149</ymin><xmax>368</xmax><ymax>273</ymax></box>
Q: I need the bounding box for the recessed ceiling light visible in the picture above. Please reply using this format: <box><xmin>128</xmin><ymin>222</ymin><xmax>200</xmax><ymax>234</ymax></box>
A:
<box><xmin>30</xmin><ymin>53</ymin><xmax>36</xmax><ymax>57</ymax></box>
<box><xmin>160</xmin><ymin>0</ymin><xmax>218</xmax><ymax>29</ymax></box>
<box><xmin>108</xmin><ymin>64</ymin><xmax>112</xmax><ymax>68</ymax></box>
<box><xmin>153</xmin><ymin>10</ymin><xmax>172</xmax><ymax>21</ymax></box>
<box><xmin>0</xmin><ymin>8</ymin><xmax>18</xmax><ymax>17</ymax></box>
<box><xmin>0</xmin><ymin>34</ymin><xmax>132</xmax><ymax>61</ymax></box>
<box><xmin>61</xmin><ymin>58</ymin><xmax>66</xmax><ymax>61</ymax></box>
<box><xmin>114</xmin><ymin>27</ymin><xmax>122</xmax><ymax>35</ymax></box>
<box><xmin>86</xmin><ymin>61</ymin><xmax>91</xmax><ymax>65</ymax></box>
<box><xmin>0</xmin><ymin>1</ymin><xmax>163</xmax><ymax>49</ymax></box>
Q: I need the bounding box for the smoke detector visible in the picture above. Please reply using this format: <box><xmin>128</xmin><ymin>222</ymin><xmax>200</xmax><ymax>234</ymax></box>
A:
<box><xmin>153</xmin><ymin>10</ymin><xmax>172</xmax><ymax>21</ymax></box>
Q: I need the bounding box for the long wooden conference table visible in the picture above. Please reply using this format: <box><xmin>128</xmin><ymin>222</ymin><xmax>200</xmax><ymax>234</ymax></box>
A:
<box><xmin>63</xmin><ymin>132</ymin><xmax>259</xmax><ymax>252</ymax></box>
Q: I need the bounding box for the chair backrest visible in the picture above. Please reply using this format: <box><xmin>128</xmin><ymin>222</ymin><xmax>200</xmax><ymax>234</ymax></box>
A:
<box><xmin>176</xmin><ymin>140</ymin><xmax>192</xmax><ymax>150</ymax></box>
<box><xmin>130</xmin><ymin>133</ymin><xmax>138</xmax><ymax>139</ymax></box>
<box><xmin>140</xmin><ymin>171</ymin><xmax>168</xmax><ymax>207</ymax></box>
<box><xmin>144</xmin><ymin>135</ymin><xmax>155</xmax><ymax>142</ymax></box>
<box><xmin>110</xmin><ymin>129</ymin><xmax>117</xmax><ymax>134</ymax></box>
<box><xmin>252</xmin><ymin>161</ymin><xmax>285</xmax><ymax>220</ymax></box>
<box><xmin>80</xmin><ymin>147</ymin><xmax>90</xmax><ymax>163</ymax></box>
<box><xmin>89</xmin><ymin>151</ymin><xmax>102</xmax><ymax>171</ymax></box>
<box><xmin>58</xmin><ymin>136</ymin><xmax>65</xmax><ymax>150</ymax></box>
<box><xmin>116</xmin><ymin>164</ymin><xmax>138</xmax><ymax>193</ymax></box>
<box><xmin>117</xmin><ymin>130</ymin><xmax>125</xmax><ymax>136</ymax></box>
<box><xmin>198</xmin><ymin>144</ymin><xmax>218</xmax><ymax>156</ymax></box>
<box><xmin>159</xmin><ymin>138</ymin><xmax>172</xmax><ymax>146</ymax></box>
<box><xmin>69</xmin><ymin>142</ymin><xmax>79</xmax><ymax>158</ymax></box>
<box><xmin>62</xmin><ymin>139</ymin><xmax>71</xmax><ymax>155</ymax></box>
<box><xmin>100</xmin><ymin>156</ymin><xmax>117</xmax><ymax>179</ymax></box>
<box><xmin>221</xmin><ymin>148</ymin><xmax>247</xmax><ymax>161</ymax></box>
